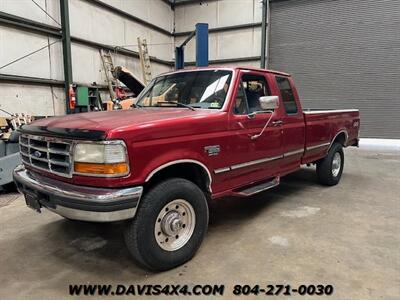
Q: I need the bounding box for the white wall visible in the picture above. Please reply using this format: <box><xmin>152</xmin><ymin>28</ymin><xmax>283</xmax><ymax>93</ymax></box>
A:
<box><xmin>0</xmin><ymin>0</ymin><xmax>266</xmax><ymax>118</ymax></box>
<box><xmin>99</xmin><ymin>0</ymin><xmax>173</xmax><ymax>33</ymax></box>
<box><xmin>0</xmin><ymin>0</ymin><xmax>61</xmax><ymax>25</ymax></box>
<box><xmin>0</xmin><ymin>84</ymin><xmax>65</xmax><ymax>117</ymax></box>
<box><xmin>69</xmin><ymin>0</ymin><xmax>173</xmax><ymax>62</ymax></box>
<box><xmin>70</xmin><ymin>43</ymin><xmax>169</xmax><ymax>86</ymax></box>
<box><xmin>173</xmin><ymin>0</ymin><xmax>264</xmax><ymax>64</ymax></box>
<box><xmin>174</xmin><ymin>0</ymin><xmax>262</xmax><ymax>31</ymax></box>
<box><xmin>0</xmin><ymin>0</ymin><xmax>63</xmax><ymax>109</ymax></box>
<box><xmin>0</xmin><ymin>0</ymin><xmax>173</xmax><ymax>117</ymax></box>
<box><xmin>0</xmin><ymin>25</ymin><xmax>64</xmax><ymax>80</ymax></box>
<box><xmin>68</xmin><ymin>0</ymin><xmax>173</xmax><ymax>85</ymax></box>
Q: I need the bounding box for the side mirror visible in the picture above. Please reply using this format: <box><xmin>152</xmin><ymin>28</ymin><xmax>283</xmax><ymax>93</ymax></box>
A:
<box><xmin>259</xmin><ymin>96</ymin><xmax>279</xmax><ymax>111</ymax></box>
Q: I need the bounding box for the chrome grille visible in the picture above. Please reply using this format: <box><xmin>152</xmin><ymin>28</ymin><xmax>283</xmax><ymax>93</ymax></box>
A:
<box><xmin>19</xmin><ymin>134</ymin><xmax>73</xmax><ymax>178</ymax></box>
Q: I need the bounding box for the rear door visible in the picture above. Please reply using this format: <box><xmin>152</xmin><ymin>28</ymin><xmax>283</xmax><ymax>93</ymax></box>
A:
<box><xmin>219</xmin><ymin>70</ymin><xmax>283</xmax><ymax>190</ymax></box>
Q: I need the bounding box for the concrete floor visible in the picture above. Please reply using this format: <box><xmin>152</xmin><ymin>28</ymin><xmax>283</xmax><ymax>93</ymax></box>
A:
<box><xmin>0</xmin><ymin>148</ymin><xmax>399</xmax><ymax>300</ymax></box>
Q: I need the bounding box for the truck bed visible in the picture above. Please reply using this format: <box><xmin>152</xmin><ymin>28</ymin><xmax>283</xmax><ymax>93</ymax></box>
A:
<box><xmin>302</xmin><ymin>109</ymin><xmax>360</xmax><ymax>164</ymax></box>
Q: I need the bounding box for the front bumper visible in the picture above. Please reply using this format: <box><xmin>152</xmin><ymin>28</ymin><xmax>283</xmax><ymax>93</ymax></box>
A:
<box><xmin>13</xmin><ymin>165</ymin><xmax>143</xmax><ymax>222</ymax></box>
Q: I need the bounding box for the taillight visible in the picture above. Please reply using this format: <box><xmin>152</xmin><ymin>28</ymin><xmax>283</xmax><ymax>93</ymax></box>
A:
<box><xmin>69</xmin><ymin>84</ymin><xmax>76</xmax><ymax>110</ymax></box>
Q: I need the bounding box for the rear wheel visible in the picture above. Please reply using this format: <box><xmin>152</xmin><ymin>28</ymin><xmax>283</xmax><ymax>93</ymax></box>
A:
<box><xmin>316</xmin><ymin>142</ymin><xmax>344</xmax><ymax>186</ymax></box>
<box><xmin>124</xmin><ymin>178</ymin><xmax>208</xmax><ymax>271</ymax></box>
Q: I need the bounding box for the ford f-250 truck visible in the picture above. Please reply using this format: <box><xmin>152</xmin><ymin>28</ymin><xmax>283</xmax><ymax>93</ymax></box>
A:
<box><xmin>13</xmin><ymin>67</ymin><xmax>360</xmax><ymax>271</ymax></box>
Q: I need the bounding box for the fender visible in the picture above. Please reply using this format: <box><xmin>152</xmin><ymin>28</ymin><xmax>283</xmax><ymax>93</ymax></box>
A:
<box><xmin>328</xmin><ymin>129</ymin><xmax>348</xmax><ymax>152</ymax></box>
<box><xmin>144</xmin><ymin>158</ymin><xmax>213</xmax><ymax>193</ymax></box>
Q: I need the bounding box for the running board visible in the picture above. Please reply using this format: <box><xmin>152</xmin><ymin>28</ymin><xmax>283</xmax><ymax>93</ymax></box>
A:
<box><xmin>233</xmin><ymin>177</ymin><xmax>280</xmax><ymax>197</ymax></box>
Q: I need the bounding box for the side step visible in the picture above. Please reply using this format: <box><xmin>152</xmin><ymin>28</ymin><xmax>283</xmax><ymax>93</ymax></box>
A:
<box><xmin>233</xmin><ymin>177</ymin><xmax>280</xmax><ymax>197</ymax></box>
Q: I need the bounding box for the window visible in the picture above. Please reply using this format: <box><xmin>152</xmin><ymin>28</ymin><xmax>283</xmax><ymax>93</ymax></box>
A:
<box><xmin>136</xmin><ymin>70</ymin><xmax>232</xmax><ymax>109</ymax></box>
<box><xmin>233</xmin><ymin>81</ymin><xmax>248</xmax><ymax>114</ymax></box>
<box><xmin>276</xmin><ymin>76</ymin><xmax>298</xmax><ymax>114</ymax></box>
<box><xmin>233</xmin><ymin>74</ymin><xmax>270</xmax><ymax>114</ymax></box>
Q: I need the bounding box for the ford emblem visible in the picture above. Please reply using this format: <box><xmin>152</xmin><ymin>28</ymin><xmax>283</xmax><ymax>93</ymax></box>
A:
<box><xmin>33</xmin><ymin>151</ymin><xmax>42</xmax><ymax>158</ymax></box>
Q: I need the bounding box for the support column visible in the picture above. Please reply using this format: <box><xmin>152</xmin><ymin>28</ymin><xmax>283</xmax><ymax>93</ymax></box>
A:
<box><xmin>175</xmin><ymin>47</ymin><xmax>184</xmax><ymax>70</ymax></box>
<box><xmin>60</xmin><ymin>0</ymin><xmax>73</xmax><ymax>114</ymax></box>
<box><xmin>260</xmin><ymin>0</ymin><xmax>268</xmax><ymax>69</ymax></box>
<box><xmin>195</xmin><ymin>23</ymin><xmax>209</xmax><ymax>67</ymax></box>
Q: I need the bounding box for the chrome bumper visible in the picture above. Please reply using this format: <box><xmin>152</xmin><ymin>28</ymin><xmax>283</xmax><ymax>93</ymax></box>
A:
<box><xmin>13</xmin><ymin>165</ymin><xmax>143</xmax><ymax>222</ymax></box>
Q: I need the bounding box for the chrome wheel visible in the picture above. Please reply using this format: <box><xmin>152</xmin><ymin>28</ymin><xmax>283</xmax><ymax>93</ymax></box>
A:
<box><xmin>154</xmin><ymin>199</ymin><xmax>195</xmax><ymax>251</ymax></box>
<box><xmin>332</xmin><ymin>152</ymin><xmax>341</xmax><ymax>177</ymax></box>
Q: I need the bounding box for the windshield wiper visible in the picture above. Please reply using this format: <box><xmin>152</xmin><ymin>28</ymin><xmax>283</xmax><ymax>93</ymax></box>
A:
<box><xmin>159</xmin><ymin>101</ymin><xmax>196</xmax><ymax>111</ymax></box>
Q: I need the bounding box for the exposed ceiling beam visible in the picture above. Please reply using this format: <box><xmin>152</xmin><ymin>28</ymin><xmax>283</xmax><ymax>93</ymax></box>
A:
<box><xmin>160</xmin><ymin>0</ymin><xmax>173</xmax><ymax>7</ymax></box>
<box><xmin>172</xmin><ymin>0</ymin><xmax>218</xmax><ymax>7</ymax></box>
<box><xmin>173</xmin><ymin>22</ymin><xmax>262</xmax><ymax>37</ymax></box>
<box><xmin>0</xmin><ymin>11</ymin><xmax>61</xmax><ymax>37</ymax></box>
<box><xmin>0</xmin><ymin>73</ymin><xmax>65</xmax><ymax>87</ymax></box>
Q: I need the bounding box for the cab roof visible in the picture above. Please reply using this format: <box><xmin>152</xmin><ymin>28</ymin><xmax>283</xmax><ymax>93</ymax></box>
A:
<box><xmin>162</xmin><ymin>66</ymin><xmax>291</xmax><ymax>77</ymax></box>
<box><xmin>236</xmin><ymin>66</ymin><xmax>291</xmax><ymax>77</ymax></box>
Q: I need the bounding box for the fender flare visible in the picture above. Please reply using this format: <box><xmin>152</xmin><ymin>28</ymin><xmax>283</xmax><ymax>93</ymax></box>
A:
<box><xmin>328</xmin><ymin>129</ymin><xmax>348</xmax><ymax>151</ymax></box>
<box><xmin>145</xmin><ymin>159</ymin><xmax>213</xmax><ymax>192</ymax></box>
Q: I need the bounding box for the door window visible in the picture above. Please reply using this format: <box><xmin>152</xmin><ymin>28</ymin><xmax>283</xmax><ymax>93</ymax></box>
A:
<box><xmin>233</xmin><ymin>80</ymin><xmax>249</xmax><ymax>115</ymax></box>
<box><xmin>233</xmin><ymin>74</ymin><xmax>270</xmax><ymax>114</ymax></box>
<box><xmin>276</xmin><ymin>76</ymin><xmax>298</xmax><ymax>114</ymax></box>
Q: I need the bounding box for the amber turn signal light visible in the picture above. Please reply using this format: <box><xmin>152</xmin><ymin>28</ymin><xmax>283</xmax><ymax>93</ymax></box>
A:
<box><xmin>74</xmin><ymin>162</ymin><xmax>129</xmax><ymax>175</ymax></box>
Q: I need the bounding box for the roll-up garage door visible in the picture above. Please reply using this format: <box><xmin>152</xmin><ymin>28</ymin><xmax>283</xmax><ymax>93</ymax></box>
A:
<box><xmin>269</xmin><ymin>0</ymin><xmax>400</xmax><ymax>138</ymax></box>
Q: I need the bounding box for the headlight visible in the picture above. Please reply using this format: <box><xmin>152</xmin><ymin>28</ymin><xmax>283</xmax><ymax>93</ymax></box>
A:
<box><xmin>73</xmin><ymin>141</ymin><xmax>129</xmax><ymax>177</ymax></box>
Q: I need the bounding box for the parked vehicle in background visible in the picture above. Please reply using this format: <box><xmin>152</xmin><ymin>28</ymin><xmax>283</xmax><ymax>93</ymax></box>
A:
<box><xmin>0</xmin><ymin>113</ymin><xmax>33</xmax><ymax>190</ymax></box>
<box><xmin>13</xmin><ymin>67</ymin><xmax>360</xmax><ymax>270</ymax></box>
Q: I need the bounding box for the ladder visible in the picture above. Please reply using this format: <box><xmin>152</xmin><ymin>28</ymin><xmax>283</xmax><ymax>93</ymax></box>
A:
<box><xmin>99</xmin><ymin>49</ymin><xmax>116</xmax><ymax>99</ymax></box>
<box><xmin>137</xmin><ymin>37</ymin><xmax>152</xmax><ymax>85</ymax></box>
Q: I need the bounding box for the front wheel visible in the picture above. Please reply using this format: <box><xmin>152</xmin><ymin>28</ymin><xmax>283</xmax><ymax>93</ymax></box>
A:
<box><xmin>124</xmin><ymin>178</ymin><xmax>209</xmax><ymax>271</ymax></box>
<box><xmin>316</xmin><ymin>142</ymin><xmax>344</xmax><ymax>186</ymax></box>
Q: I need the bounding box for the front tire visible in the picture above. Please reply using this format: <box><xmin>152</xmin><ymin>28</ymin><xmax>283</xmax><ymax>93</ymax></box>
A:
<box><xmin>316</xmin><ymin>142</ymin><xmax>344</xmax><ymax>186</ymax></box>
<box><xmin>124</xmin><ymin>178</ymin><xmax>209</xmax><ymax>271</ymax></box>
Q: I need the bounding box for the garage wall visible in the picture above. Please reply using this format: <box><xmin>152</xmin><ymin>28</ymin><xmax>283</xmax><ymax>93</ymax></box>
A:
<box><xmin>173</xmin><ymin>0</ymin><xmax>264</xmax><ymax>66</ymax></box>
<box><xmin>68</xmin><ymin>0</ymin><xmax>173</xmax><ymax>85</ymax></box>
<box><xmin>0</xmin><ymin>0</ymin><xmax>64</xmax><ymax>116</ymax></box>
<box><xmin>2</xmin><ymin>0</ymin><xmax>399</xmax><ymax>139</ymax></box>
<box><xmin>0</xmin><ymin>0</ymin><xmax>173</xmax><ymax>117</ymax></box>
<box><xmin>1</xmin><ymin>0</ymin><xmax>264</xmax><ymax>118</ymax></box>
<box><xmin>269</xmin><ymin>0</ymin><xmax>400</xmax><ymax>138</ymax></box>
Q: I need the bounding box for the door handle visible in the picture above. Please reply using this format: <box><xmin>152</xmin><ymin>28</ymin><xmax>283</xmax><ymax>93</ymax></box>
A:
<box><xmin>272</xmin><ymin>120</ymin><xmax>283</xmax><ymax>126</ymax></box>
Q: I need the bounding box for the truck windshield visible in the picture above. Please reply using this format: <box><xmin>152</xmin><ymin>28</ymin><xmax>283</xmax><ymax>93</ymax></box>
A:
<box><xmin>136</xmin><ymin>70</ymin><xmax>232</xmax><ymax>109</ymax></box>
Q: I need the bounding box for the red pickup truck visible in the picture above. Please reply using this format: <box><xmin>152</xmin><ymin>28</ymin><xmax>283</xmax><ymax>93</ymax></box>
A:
<box><xmin>13</xmin><ymin>67</ymin><xmax>360</xmax><ymax>271</ymax></box>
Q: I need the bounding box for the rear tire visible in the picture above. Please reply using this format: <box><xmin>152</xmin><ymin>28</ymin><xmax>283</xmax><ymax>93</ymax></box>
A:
<box><xmin>316</xmin><ymin>143</ymin><xmax>344</xmax><ymax>186</ymax></box>
<box><xmin>124</xmin><ymin>178</ymin><xmax>209</xmax><ymax>271</ymax></box>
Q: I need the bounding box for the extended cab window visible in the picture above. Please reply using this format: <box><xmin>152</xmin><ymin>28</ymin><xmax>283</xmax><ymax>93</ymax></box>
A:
<box><xmin>234</xmin><ymin>74</ymin><xmax>270</xmax><ymax>114</ymax></box>
<box><xmin>136</xmin><ymin>70</ymin><xmax>232</xmax><ymax>109</ymax></box>
<box><xmin>276</xmin><ymin>76</ymin><xmax>298</xmax><ymax>114</ymax></box>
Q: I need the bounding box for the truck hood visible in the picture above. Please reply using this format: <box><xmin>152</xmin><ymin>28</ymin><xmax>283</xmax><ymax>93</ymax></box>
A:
<box><xmin>112</xmin><ymin>66</ymin><xmax>145</xmax><ymax>96</ymax></box>
<box><xmin>28</xmin><ymin>108</ymin><xmax>220</xmax><ymax>139</ymax></box>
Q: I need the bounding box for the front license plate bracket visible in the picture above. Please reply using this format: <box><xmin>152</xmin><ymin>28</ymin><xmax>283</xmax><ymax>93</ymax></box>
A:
<box><xmin>25</xmin><ymin>192</ymin><xmax>42</xmax><ymax>213</ymax></box>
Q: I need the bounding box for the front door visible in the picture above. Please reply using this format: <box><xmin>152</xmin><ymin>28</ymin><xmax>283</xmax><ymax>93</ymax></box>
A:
<box><xmin>218</xmin><ymin>71</ymin><xmax>284</xmax><ymax>191</ymax></box>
